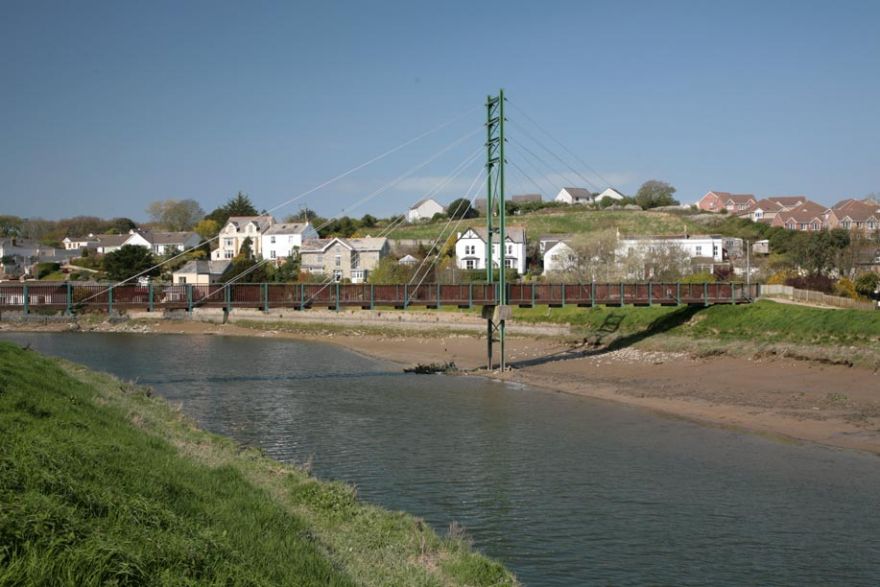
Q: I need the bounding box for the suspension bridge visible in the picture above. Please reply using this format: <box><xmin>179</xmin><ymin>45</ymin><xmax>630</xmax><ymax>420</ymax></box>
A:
<box><xmin>3</xmin><ymin>90</ymin><xmax>756</xmax><ymax>368</ymax></box>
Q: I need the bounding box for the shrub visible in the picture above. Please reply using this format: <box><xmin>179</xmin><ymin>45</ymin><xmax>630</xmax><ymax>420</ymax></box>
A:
<box><xmin>34</xmin><ymin>262</ymin><xmax>60</xmax><ymax>279</ymax></box>
<box><xmin>785</xmin><ymin>274</ymin><xmax>835</xmax><ymax>294</ymax></box>
<box><xmin>854</xmin><ymin>272</ymin><xmax>880</xmax><ymax>299</ymax></box>
<box><xmin>766</xmin><ymin>270</ymin><xmax>796</xmax><ymax>285</ymax></box>
<box><xmin>833</xmin><ymin>277</ymin><xmax>859</xmax><ymax>299</ymax></box>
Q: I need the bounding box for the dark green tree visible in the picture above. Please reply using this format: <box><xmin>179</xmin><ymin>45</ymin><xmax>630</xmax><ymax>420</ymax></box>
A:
<box><xmin>103</xmin><ymin>245</ymin><xmax>159</xmax><ymax>282</ymax></box>
<box><xmin>360</xmin><ymin>214</ymin><xmax>377</xmax><ymax>228</ymax></box>
<box><xmin>446</xmin><ymin>198</ymin><xmax>478</xmax><ymax>220</ymax></box>
<box><xmin>238</xmin><ymin>237</ymin><xmax>253</xmax><ymax>260</ymax></box>
<box><xmin>634</xmin><ymin>180</ymin><xmax>679</xmax><ymax>209</ymax></box>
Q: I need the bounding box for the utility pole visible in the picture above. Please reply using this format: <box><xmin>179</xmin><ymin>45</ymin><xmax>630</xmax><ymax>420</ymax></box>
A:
<box><xmin>484</xmin><ymin>89</ymin><xmax>508</xmax><ymax>371</ymax></box>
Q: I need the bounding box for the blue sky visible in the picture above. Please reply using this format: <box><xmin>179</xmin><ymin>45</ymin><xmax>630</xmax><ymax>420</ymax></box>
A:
<box><xmin>2</xmin><ymin>0</ymin><xmax>878</xmax><ymax>221</ymax></box>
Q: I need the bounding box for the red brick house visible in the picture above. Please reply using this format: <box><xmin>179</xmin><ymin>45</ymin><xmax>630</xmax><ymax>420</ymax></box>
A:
<box><xmin>825</xmin><ymin>199</ymin><xmax>880</xmax><ymax>234</ymax></box>
<box><xmin>697</xmin><ymin>191</ymin><xmax>757</xmax><ymax>213</ymax></box>
<box><xmin>770</xmin><ymin>201</ymin><xmax>828</xmax><ymax>231</ymax></box>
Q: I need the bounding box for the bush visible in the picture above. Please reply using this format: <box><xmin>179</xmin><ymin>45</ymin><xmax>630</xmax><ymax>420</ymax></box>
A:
<box><xmin>785</xmin><ymin>274</ymin><xmax>835</xmax><ymax>294</ymax></box>
<box><xmin>854</xmin><ymin>272</ymin><xmax>880</xmax><ymax>299</ymax></box>
<box><xmin>34</xmin><ymin>262</ymin><xmax>60</xmax><ymax>279</ymax></box>
<box><xmin>833</xmin><ymin>277</ymin><xmax>859</xmax><ymax>299</ymax></box>
<box><xmin>680</xmin><ymin>271</ymin><xmax>716</xmax><ymax>284</ymax></box>
<box><xmin>766</xmin><ymin>270</ymin><xmax>796</xmax><ymax>285</ymax></box>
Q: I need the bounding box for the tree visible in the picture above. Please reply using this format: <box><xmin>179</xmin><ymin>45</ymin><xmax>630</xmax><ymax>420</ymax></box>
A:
<box><xmin>267</xmin><ymin>255</ymin><xmax>301</xmax><ymax>283</ymax></box>
<box><xmin>634</xmin><ymin>180</ymin><xmax>679</xmax><ymax>209</ymax></box>
<box><xmin>193</xmin><ymin>219</ymin><xmax>220</xmax><ymax>240</ymax></box>
<box><xmin>446</xmin><ymin>198</ymin><xmax>478</xmax><ymax>220</ymax></box>
<box><xmin>360</xmin><ymin>214</ymin><xmax>377</xmax><ymax>228</ymax></box>
<box><xmin>146</xmin><ymin>199</ymin><xmax>205</xmax><ymax>231</ymax></box>
<box><xmin>225</xmin><ymin>192</ymin><xmax>258</xmax><ymax>217</ymax></box>
<box><xmin>238</xmin><ymin>237</ymin><xmax>253</xmax><ymax>260</ymax></box>
<box><xmin>855</xmin><ymin>272</ymin><xmax>880</xmax><ymax>298</ymax></box>
<box><xmin>103</xmin><ymin>245</ymin><xmax>159</xmax><ymax>282</ymax></box>
<box><xmin>565</xmin><ymin>230</ymin><xmax>621</xmax><ymax>282</ymax></box>
<box><xmin>368</xmin><ymin>257</ymin><xmax>415</xmax><ymax>284</ymax></box>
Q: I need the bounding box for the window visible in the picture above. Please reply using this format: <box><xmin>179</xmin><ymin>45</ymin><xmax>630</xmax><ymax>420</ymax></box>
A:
<box><xmin>507</xmin><ymin>244</ymin><xmax>513</xmax><ymax>255</ymax></box>
<box><xmin>224</xmin><ymin>238</ymin><xmax>233</xmax><ymax>247</ymax></box>
<box><xmin>464</xmin><ymin>244</ymin><xmax>475</xmax><ymax>255</ymax></box>
<box><xmin>270</xmin><ymin>250</ymin><xmax>276</xmax><ymax>259</ymax></box>
<box><xmin>712</xmin><ymin>245</ymin><xmax>719</xmax><ymax>258</ymax></box>
<box><xmin>335</xmin><ymin>254</ymin><xmax>341</xmax><ymax>267</ymax></box>
<box><xmin>224</xmin><ymin>251</ymin><xmax>233</xmax><ymax>259</ymax></box>
<box><xmin>799</xmin><ymin>223</ymin><xmax>807</xmax><ymax>230</ymax></box>
<box><xmin>505</xmin><ymin>259</ymin><xmax>514</xmax><ymax>268</ymax></box>
<box><xmin>695</xmin><ymin>245</ymin><xmax>702</xmax><ymax>256</ymax></box>
<box><xmin>351</xmin><ymin>252</ymin><xmax>360</xmax><ymax>268</ymax></box>
<box><xmin>465</xmin><ymin>259</ymin><xmax>476</xmax><ymax>269</ymax></box>
<box><xmin>270</xmin><ymin>236</ymin><xmax>276</xmax><ymax>244</ymax></box>
<box><xmin>178</xmin><ymin>276</ymin><xmax>186</xmax><ymax>285</ymax></box>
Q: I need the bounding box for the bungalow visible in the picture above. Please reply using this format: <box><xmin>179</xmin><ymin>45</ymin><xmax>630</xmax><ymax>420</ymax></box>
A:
<box><xmin>211</xmin><ymin>215</ymin><xmax>275</xmax><ymax>260</ymax></box>
<box><xmin>260</xmin><ymin>222</ymin><xmax>319</xmax><ymax>263</ymax></box>
<box><xmin>124</xmin><ymin>230</ymin><xmax>201</xmax><ymax>256</ymax></box>
<box><xmin>618</xmin><ymin>234</ymin><xmax>731</xmax><ymax>263</ymax></box>
<box><xmin>299</xmin><ymin>237</ymin><xmax>389</xmax><ymax>283</ymax></box>
<box><xmin>454</xmin><ymin>226</ymin><xmax>527</xmax><ymax>274</ymax></box>
<box><xmin>741</xmin><ymin>198</ymin><xmax>785</xmax><ymax>223</ymax></box>
<box><xmin>172</xmin><ymin>260</ymin><xmax>232</xmax><ymax>285</ymax></box>
<box><xmin>696</xmin><ymin>191</ymin><xmax>757</xmax><ymax>213</ymax></box>
<box><xmin>554</xmin><ymin>187</ymin><xmax>594</xmax><ymax>205</ymax></box>
<box><xmin>770</xmin><ymin>201</ymin><xmax>827</xmax><ymax>231</ymax></box>
<box><xmin>94</xmin><ymin>234</ymin><xmax>131</xmax><ymax>254</ymax></box>
<box><xmin>406</xmin><ymin>198</ymin><xmax>445</xmax><ymax>222</ymax></box>
<box><xmin>511</xmin><ymin>193</ymin><xmax>542</xmax><ymax>204</ymax></box>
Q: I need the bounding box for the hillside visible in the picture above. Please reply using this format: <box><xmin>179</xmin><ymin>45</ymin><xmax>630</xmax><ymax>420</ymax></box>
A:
<box><xmin>0</xmin><ymin>342</ymin><xmax>516</xmax><ymax>586</ymax></box>
<box><xmin>376</xmin><ymin>209</ymin><xmax>710</xmax><ymax>241</ymax></box>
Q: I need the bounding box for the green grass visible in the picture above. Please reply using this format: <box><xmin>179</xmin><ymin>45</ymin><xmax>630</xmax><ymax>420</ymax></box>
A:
<box><xmin>0</xmin><ymin>343</ymin><xmax>517</xmax><ymax>586</ymax></box>
<box><xmin>511</xmin><ymin>300</ymin><xmax>880</xmax><ymax>347</ymax></box>
<box><xmin>38</xmin><ymin>271</ymin><xmax>67</xmax><ymax>281</ymax></box>
<box><xmin>378</xmin><ymin>209</ymin><xmax>704</xmax><ymax>240</ymax></box>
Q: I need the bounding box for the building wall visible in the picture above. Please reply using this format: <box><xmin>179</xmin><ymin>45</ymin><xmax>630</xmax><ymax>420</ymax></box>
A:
<box><xmin>455</xmin><ymin>235</ymin><xmax>527</xmax><ymax>274</ymax></box>
<box><xmin>619</xmin><ymin>237</ymin><xmax>726</xmax><ymax>262</ymax></box>
<box><xmin>542</xmin><ymin>242</ymin><xmax>577</xmax><ymax>274</ymax></box>
<box><xmin>697</xmin><ymin>192</ymin><xmax>723</xmax><ymax>212</ymax></box>
<box><xmin>406</xmin><ymin>200</ymin><xmax>445</xmax><ymax>222</ymax></box>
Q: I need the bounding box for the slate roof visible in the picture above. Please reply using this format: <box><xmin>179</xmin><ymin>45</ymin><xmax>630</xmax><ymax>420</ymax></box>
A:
<box><xmin>459</xmin><ymin>227</ymin><xmax>526</xmax><ymax>243</ymax></box>
<box><xmin>175</xmin><ymin>260</ymin><xmax>231</xmax><ymax>275</ymax></box>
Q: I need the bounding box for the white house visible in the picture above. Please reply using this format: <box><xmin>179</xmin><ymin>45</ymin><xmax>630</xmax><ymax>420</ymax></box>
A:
<box><xmin>542</xmin><ymin>241</ymin><xmax>578</xmax><ymax>274</ymax></box>
<box><xmin>123</xmin><ymin>230</ymin><xmax>201</xmax><ymax>256</ymax></box>
<box><xmin>618</xmin><ymin>234</ymin><xmax>730</xmax><ymax>262</ymax></box>
<box><xmin>260</xmin><ymin>222</ymin><xmax>319</xmax><ymax>263</ymax></box>
<box><xmin>595</xmin><ymin>188</ymin><xmax>626</xmax><ymax>204</ymax></box>
<box><xmin>62</xmin><ymin>234</ymin><xmax>99</xmax><ymax>250</ymax></box>
<box><xmin>554</xmin><ymin>187</ymin><xmax>594</xmax><ymax>205</ymax></box>
<box><xmin>94</xmin><ymin>234</ymin><xmax>131</xmax><ymax>254</ymax></box>
<box><xmin>406</xmin><ymin>198</ymin><xmax>445</xmax><ymax>222</ymax></box>
<box><xmin>172</xmin><ymin>260</ymin><xmax>231</xmax><ymax>285</ymax></box>
<box><xmin>211</xmin><ymin>215</ymin><xmax>275</xmax><ymax>260</ymax></box>
<box><xmin>455</xmin><ymin>227</ymin><xmax>527</xmax><ymax>274</ymax></box>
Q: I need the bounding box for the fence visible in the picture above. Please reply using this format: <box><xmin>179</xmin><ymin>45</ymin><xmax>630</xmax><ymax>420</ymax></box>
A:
<box><xmin>758</xmin><ymin>284</ymin><xmax>877</xmax><ymax>311</ymax></box>
<box><xmin>0</xmin><ymin>282</ymin><xmax>757</xmax><ymax>315</ymax></box>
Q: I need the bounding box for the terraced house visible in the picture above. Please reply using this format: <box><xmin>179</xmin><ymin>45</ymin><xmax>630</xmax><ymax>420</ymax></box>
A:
<box><xmin>825</xmin><ymin>199</ymin><xmax>880</xmax><ymax>234</ymax></box>
<box><xmin>697</xmin><ymin>191</ymin><xmax>757</xmax><ymax>213</ymax></box>
<box><xmin>771</xmin><ymin>201</ymin><xmax>828</xmax><ymax>231</ymax></box>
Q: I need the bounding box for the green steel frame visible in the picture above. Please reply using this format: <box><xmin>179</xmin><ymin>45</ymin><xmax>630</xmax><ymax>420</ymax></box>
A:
<box><xmin>485</xmin><ymin>89</ymin><xmax>508</xmax><ymax>370</ymax></box>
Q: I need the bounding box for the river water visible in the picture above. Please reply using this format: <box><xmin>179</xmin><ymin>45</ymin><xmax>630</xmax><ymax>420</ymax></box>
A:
<box><xmin>4</xmin><ymin>332</ymin><xmax>879</xmax><ymax>586</ymax></box>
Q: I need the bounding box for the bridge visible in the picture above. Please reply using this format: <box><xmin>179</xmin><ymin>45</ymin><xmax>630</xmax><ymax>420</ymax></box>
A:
<box><xmin>0</xmin><ymin>281</ymin><xmax>755</xmax><ymax>314</ymax></box>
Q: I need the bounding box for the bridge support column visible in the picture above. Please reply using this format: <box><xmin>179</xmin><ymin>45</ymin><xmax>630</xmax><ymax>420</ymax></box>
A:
<box><xmin>225</xmin><ymin>286</ymin><xmax>231</xmax><ymax>314</ymax></box>
<box><xmin>370</xmin><ymin>284</ymin><xmax>374</xmax><ymax>310</ymax></box>
<box><xmin>65</xmin><ymin>283</ymin><xmax>72</xmax><ymax>316</ymax></box>
<box><xmin>591</xmin><ymin>282</ymin><xmax>596</xmax><ymax>308</ymax></box>
<box><xmin>108</xmin><ymin>286</ymin><xmax>113</xmax><ymax>314</ymax></box>
<box><xmin>262</xmin><ymin>283</ymin><xmax>269</xmax><ymax>313</ymax></box>
<box><xmin>187</xmin><ymin>284</ymin><xmax>193</xmax><ymax>314</ymax></box>
<box><xmin>335</xmin><ymin>282</ymin><xmax>340</xmax><ymax>312</ymax></box>
<box><xmin>676</xmin><ymin>282</ymin><xmax>681</xmax><ymax>305</ymax></box>
<box><xmin>148</xmin><ymin>283</ymin><xmax>154</xmax><ymax>312</ymax></box>
<box><xmin>23</xmin><ymin>284</ymin><xmax>29</xmax><ymax>315</ymax></box>
<box><xmin>704</xmin><ymin>282</ymin><xmax>709</xmax><ymax>307</ymax></box>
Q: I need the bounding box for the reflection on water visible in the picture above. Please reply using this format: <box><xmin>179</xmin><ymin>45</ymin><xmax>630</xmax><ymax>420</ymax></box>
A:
<box><xmin>4</xmin><ymin>332</ymin><xmax>880</xmax><ymax>587</ymax></box>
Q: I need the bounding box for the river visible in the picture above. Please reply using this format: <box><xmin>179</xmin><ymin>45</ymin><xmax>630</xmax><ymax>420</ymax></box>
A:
<box><xmin>4</xmin><ymin>332</ymin><xmax>879</xmax><ymax>586</ymax></box>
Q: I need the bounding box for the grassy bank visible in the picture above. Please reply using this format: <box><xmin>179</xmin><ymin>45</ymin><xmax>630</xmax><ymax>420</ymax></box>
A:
<box><xmin>512</xmin><ymin>300</ymin><xmax>880</xmax><ymax>349</ymax></box>
<box><xmin>0</xmin><ymin>342</ymin><xmax>516</xmax><ymax>586</ymax></box>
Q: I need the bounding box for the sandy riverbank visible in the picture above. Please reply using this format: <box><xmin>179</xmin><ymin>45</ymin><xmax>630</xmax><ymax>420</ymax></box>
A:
<box><xmin>3</xmin><ymin>317</ymin><xmax>879</xmax><ymax>456</ymax></box>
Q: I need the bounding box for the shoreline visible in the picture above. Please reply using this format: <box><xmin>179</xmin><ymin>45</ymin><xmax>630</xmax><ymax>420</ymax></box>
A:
<box><xmin>2</xmin><ymin>317</ymin><xmax>879</xmax><ymax>457</ymax></box>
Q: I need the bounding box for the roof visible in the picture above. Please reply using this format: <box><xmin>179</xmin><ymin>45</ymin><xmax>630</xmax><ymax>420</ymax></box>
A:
<box><xmin>300</xmin><ymin>237</ymin><xmax>388</xmax><ymax>253</ymax></box>
<box><xmin>830</xmin><ymin>199</ymin><xmax>880</xmax><ymax>222</ymax></box>
<box><xmin>95</xmin><ymin>234</ymin><xmax>130</xmax><ymax>247</ymax></box>
<box><xmin>753</xmin><ymin>198</ymin><xmax>786</xmax><ymax>212</ymax></box>
<box><xmin>226</xmin><ymin>215</ymin><xmax>274</xmax><ymax>231</ymax></box>
<box><xmin>140</xmin><ymin>231</ymin><xmax>198</xmax><ymax>245</ymax></box>
<box><xmin>398</xmin><ymin>254</ymin><xmax>419</xmax><ymax>265</ymax></box>
<box><xmin>263</xmin><ymin>222</ymin><xmax>313</xmax><ymax>236</ymax></box>
<box><xmin>723</xmin><ymin>194</ymin><xmax>757</xmax><ymax>204</ymax></box>
<box><xmin>459</xmin><ymin>226</ymin><xmax>526</xmax><ymax>243</ymax></box>
<box><xmin>511</xmin><ymin>194</ymin><xmax>542</xmax><ymax>202</ymax></box>
<box><xmin>409</xmin><ymin>198</ymin><xmax>444</xmax><ymax>211</ymax></box>
<box><xmin>174</xmin><ymin>260</ymin><xmax>231</xmax><ymax>275</ymax></box>
<box><xmin>765</xmin><ymin>196</ymin><xmax>806</xmax><ymax>207</ymax></box>
<box><xmin>560</xmin><ymin>187</ymin><xmax>593</xmax><ymax>200</ymax></box>
<box><xmin>619</xmin><ymin>233</ymin><xmax>724</xmax><ymax>241</ymax></box>
<box><xmin>775</xmin><ymin>201</ymin><xmax>827</xmax><ymax>224</ymax></box>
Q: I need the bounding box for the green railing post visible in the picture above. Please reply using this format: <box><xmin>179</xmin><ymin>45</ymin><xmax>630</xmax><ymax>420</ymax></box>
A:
<box><xmin>436</xmin><ymin>283</ymin><xmax>441</xmax><ymax>309</ymax></box>
<box><xmin>468</xmin><ymin>283</ymin><xmax>473</xmax><ymax>308</ymax></box>
<box><xmin>108</xmin><ymin>286</ymin><xmax>113</xmax><ymax>314</ymax></box>
<box><xmin>531</xmin><ymin>282</ymin><xmax>536</xmax><ymax>307</ymax></box>
<box><xmin>225</xmin><ymin>285</ymin><xmax>231</xmax><ymax>313</ymax></box>
<box><xmin>704</xmin><ymin>282</ymin><xmax>709</xmax><ymax>307</ymax></box>
<box><xmin>676</xmin><ymin>282</ymin><xmax>681</xmax><ymax>305</ymax></box>
<box><xmin>65</xmin><ymin>283</ymin><xmax>72</xmax><ymax>315</ymax></box>
<box><xmin>300</xmin><ymin>283</ymin><xmax>305</xmax><ymax>310</ymax></box>
<box><xmin>619</xmin><ymin>283</ymin><xmax>625</xmax><ymax>307</ymax></box>
<box><xmin>731</xmin><ymin>282</ymin><xmax>736</xmax><ymax>304</ymax></box>
<box><xmin>403</xmin><ymin>284</ymin><xmax>408</xmax><ymax>309</ymax></box>
<box><xmin>148</xmin><ymin>283</ymin><xmax>154</xmax><ymax>312</ymax></box>
<box><xmin>23</xmin><ymin>284</ymin><xmax>29</xmax><ymax>314</ymax></box>
<box><xmin>263</xmin><ymin>283</ymin><xmax>269</xmax><ymax>312</ymax></box>
<box><xmin>648</xmin><ymin>283</ymin><xmax>653</xmax><ymax>306</ymax></box>
<box><xmin>561</xmin><ymin>283</ymin><xmax>566</xmax><ymax>306</ymax></box>
<box><xmin>591</xmin><ymin>282</ymin><xmax>596</xmax><ymax>308</ymax></box>
<box><xmin>335</xmin><ymin>282</ymin><xmax>340</xmax><ymax>312</ymax></box>
<box><xmin>187</xmin><ymin>284</ymin><xmax>193</xmax><ymax>314</ymax></box>
<box><xmin>370</xmin><ymin>284</ymin><xmax>375</xmax><ymax>310</ymax></box>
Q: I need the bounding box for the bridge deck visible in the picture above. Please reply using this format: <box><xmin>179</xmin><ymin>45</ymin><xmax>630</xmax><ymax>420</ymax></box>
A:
<box><xmin>0</xmin><ymin>282</ymin><xmax>755</xmax><ymax>313</ymax></box>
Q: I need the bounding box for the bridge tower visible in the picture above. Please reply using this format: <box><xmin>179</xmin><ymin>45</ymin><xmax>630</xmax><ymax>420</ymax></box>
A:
<box><xmin>483</xmin><ymin>89</ymin><xmax>509</xmax><ymax>371</ymax></box>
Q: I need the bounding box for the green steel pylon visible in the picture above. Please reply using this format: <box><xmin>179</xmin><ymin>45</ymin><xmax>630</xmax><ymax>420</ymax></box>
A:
<box><xmin>485</xmin><ymin>89</ymin><xmax>507</xmax><ymax>370</ymax></box>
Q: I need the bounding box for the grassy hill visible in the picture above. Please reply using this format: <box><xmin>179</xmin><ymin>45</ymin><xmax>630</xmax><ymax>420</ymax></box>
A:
<box><xmin>0</xmin><ymin>342</ymin><xmax>516</xmax><ymax>586</ymax></box>
<box><xmin>374</xmin><ymin>209</ymin><xmax>708</xmax><ymax>241</ymax></box>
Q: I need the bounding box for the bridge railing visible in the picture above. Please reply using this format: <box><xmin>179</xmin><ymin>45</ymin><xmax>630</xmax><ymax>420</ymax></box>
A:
<box><xmin>0</xmin><ymin>282</ymin><xmax>757</xmax><ymax>313</ymax></box>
